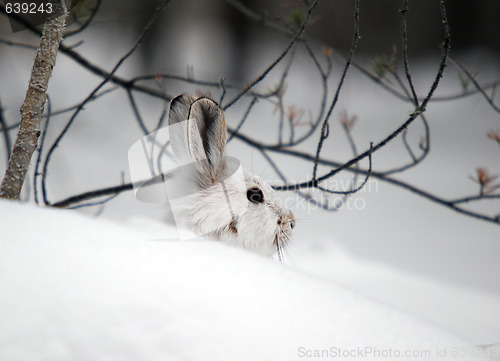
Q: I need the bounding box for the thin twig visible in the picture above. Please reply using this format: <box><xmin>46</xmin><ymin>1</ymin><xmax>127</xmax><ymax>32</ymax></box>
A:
<box><xmin>222</xmin><ymin>0</ymin><xmax>320</xmax><ymax>110</ymax></box>
<box><xmin>0</xmin><ymin>99</ymin><xmax>11</xmax><ymax>163</ymax></box>
<box><xmin>312</xmin><ymin>0</ymin><xmax>360</xmax><ymax>181</ymax></box>
<box><xmin>52</xmin><ymin>182</ymin><xmax>134</xmax><ymax>208</ymax></box>
<box><xmin>64</xmin><ymin>0</ymin><xmax>102</xmax><ymax>37</ymax></box>
<box><xmin>450</xmin><ymin>55</ymin><xmax>500</xmax><ymax>113</ymax></box>
<box><xmin>34</xmin><ymin>95</ymin><xmax>51</xmax><ymax>205</ymax></box>
<box><xmin>41</xmin><ymin>0</ymin><xmax>172</xmax><ymax>205</ymax></box>
<box><xmin>227</xmin><ymin>97</ymin><xmax>258</xmax><ymax>143</ymax></box>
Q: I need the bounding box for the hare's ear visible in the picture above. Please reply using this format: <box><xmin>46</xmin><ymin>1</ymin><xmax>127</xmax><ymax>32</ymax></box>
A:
<box><xmin>168</xmin><ymin>94</ymin><xmax>227</xmax><ymax>183</ymax></box>
<box><xmin>168</xmin><ymin>94</ymin><xmax>196</xmax><ymax>126</ymax></box>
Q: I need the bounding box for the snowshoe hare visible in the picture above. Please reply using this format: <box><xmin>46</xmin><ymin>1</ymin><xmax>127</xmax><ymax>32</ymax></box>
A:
<box><xmin>167</xmin><ymin>94</ymin><xmax>295</xmax><ymax>256</ymax></box>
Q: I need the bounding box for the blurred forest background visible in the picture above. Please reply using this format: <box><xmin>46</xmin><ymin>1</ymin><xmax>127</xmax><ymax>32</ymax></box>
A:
<box><xmin>98</xmin><ymin>0</ymin><xmax>500</xmax><ymax>62</ymax></box>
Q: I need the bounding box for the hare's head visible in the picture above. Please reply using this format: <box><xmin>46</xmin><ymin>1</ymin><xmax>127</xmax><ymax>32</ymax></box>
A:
<box><xmin>168</xmin><ymin>94</ymin><xmax>295</xmax><ymax>256</ymax></box>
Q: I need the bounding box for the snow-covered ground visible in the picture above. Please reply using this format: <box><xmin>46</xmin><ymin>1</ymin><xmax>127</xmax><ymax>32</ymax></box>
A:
<box><xmin>0</xmin><ymin>199</ymin><xmax>496</xmax><ymax>361</ymax></box>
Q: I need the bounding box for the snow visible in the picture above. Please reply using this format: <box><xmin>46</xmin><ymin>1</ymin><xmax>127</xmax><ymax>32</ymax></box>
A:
<box><xmin>286</xmin><ymin>238</ymin><xmax>500</xmax><ymax>345</ymax></box>
<box><xmin>0</xmin><ymin>199</ymin><xmax>494</xmax><ymax>360</ymax></box>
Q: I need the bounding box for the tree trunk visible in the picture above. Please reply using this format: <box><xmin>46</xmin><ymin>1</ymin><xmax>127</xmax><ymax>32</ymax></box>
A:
<box><xmin>0</xmin><ymin>2</ymin><xmax>68</xmax><ymax>200</ymax></box>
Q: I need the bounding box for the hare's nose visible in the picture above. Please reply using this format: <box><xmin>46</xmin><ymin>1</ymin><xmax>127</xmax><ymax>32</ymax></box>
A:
<box><xmin>289</xmin><ymin>213</ymin><xmax>296</xmax><ymax>229</ymax></box>
<box><xmin>278</xmin><ymin>211</ymin><xmax>295</xmax><ymax>230</ymax></box>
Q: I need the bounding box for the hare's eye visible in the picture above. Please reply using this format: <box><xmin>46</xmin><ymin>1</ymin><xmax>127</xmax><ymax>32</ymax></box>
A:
<box><xmin>247</xmin><ymin>187</ymin><xmax>264</xmax><ymax>203</ymax></box>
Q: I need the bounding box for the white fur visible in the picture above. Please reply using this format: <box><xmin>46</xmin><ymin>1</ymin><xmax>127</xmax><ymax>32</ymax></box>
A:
<box><xmin>168</xmin><ymin>94</ymin><xmax>295</xmax><ymax>256</ymax></box>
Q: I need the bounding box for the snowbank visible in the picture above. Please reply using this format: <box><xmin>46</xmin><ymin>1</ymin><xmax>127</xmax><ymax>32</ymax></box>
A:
<box><xmin>0</xmin><ymin>200</ymin><xmax>491</xmax><ymax>360</ymax></box>
<box><xmin>288</xmin><ymin>237</ymin><xmax>500</xmax><ymax>345</ymax></box>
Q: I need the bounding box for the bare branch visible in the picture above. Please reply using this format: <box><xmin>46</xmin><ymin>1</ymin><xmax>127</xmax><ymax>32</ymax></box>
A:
<box><xmin>64</xmin><ymin>0</ymin><xmax>102</xmax><ymax>37</ymax></box>
<box><xmin>52</xmin><ymin>183</ymin><xmax>134</xmax><ymax>208</ymax></box>
<box><xmin>0</xmin><ymin>99</ymin><xmax>11</xmax><ymax>163</ymax></box>
<box><xmin>312</xmin><ymin>0</ymin><xmax>360</xmax><ymax>182</ymax></box>
<box><xmin>222</xmin><ymin>0</ymin><xmax>320</xmax><ymax>110</ymax></box>
<box><xmin>34</xmin><ymin>95</ymin><xmax>51</xmax><ymax>206</ymax></box>
<box><xmin>450</xmin><ymin>55</ymin><xmax>500</xmax><ymax>113</ymax></box>
<box><xmin>41</xmin><ymin>0</ymin><xmax>173</xmax><ymax>205</ymax></box>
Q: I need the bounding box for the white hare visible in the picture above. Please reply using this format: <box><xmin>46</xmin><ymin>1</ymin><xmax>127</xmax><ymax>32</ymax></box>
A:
<box><xmin>167</xmin><ymin>94</ymin><xmax>295</xmax><ymax>257</ymax></box>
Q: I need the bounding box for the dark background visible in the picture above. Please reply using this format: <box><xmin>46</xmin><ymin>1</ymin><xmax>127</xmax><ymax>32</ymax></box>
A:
<box><xmin>97</xmin><ymin>0</ymin><xmax>500</xmax><ymax>55</ymax></box>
